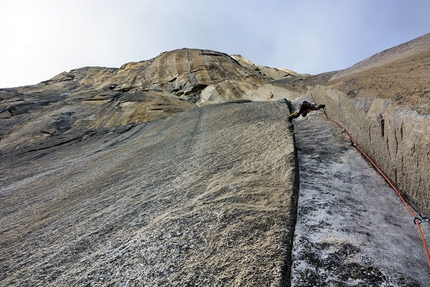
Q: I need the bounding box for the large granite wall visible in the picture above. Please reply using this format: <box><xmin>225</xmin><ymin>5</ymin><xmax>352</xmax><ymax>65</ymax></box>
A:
<box><xmin>312</xmin><ymin>85</ymin><xmax>430</xmax><ymax>216</ymax></box>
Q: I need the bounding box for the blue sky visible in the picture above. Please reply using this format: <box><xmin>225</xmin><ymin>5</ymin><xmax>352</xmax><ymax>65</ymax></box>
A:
<box><xmin>0</xmin><ymin>0</ymin><xmax>429</xmax><ymax>88</ymax></box>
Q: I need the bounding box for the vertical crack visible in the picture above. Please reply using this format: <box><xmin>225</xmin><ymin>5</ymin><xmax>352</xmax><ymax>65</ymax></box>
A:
<box><xmin>282</xmin><ymin>98</ymin><xmax>300</xmax><ymax>287</ymax></box>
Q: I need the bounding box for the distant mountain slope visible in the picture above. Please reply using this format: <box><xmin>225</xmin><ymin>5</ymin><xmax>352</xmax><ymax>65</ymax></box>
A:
<box><xmin>330</xmin><ymin>33</ymin><xmax>430</xmax><ymax>80</ymax></box>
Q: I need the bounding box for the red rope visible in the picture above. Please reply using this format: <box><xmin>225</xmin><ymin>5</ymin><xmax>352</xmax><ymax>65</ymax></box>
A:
<box><xmin>316</xmin><ymin>112</ymin><xmax>430</xmax><ymax>269</ymax></box>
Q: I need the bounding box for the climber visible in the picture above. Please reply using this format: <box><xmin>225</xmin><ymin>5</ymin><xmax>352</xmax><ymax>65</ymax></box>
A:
<box><xmin>288</xmin><ymin>100</ymin><xmax>325</xmax><ymax>120</ymax></box>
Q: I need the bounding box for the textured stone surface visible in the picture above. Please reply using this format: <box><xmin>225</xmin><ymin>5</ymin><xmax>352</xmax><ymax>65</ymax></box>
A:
<box><xmin>231</xmin><ymin>54</ymin><xmax>308</xmax><ymax>81</ymax></box>
<box><xmin>290</xmin><ymin>108</ymin><xmax>430</xmax><ymax>286</ymax></box>
<box><xmin>313</xmin><ymin>86</ymin><xmax>430</xmax><ymax>217</ymax></box>
<box><xmin>270</xmin><ymin>33</ymin><xmax>430</xmax><ymax>217</ymax></box>
<box><xmin>311</xmin><ymin>33</ymin><xmax>430</xmax><ymax>216</ymax></box>
<box><xmin>0</xmin><ymin>48</ymin><xmax>299</xmax><ymax>154</ymax></box>
<box><xmin>0</xmin><ymin>101</ymin><xmax>298</xmax><ymax>286</ymax></box>
<box><xmin>2</xmin><ymin>35</ymin><xmax>430</xmax><ymax>286</ymax></box>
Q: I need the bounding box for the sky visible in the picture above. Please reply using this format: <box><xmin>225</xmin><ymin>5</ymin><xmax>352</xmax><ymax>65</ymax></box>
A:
<box><xmin>0</xmin><ymin>0</ymin><xmax>429</xmax><ymax>88</ymax></box>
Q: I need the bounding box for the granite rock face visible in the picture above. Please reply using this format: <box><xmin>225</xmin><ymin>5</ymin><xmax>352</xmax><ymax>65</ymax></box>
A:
<box><xmin>290</xmin><ymin>106</ymin><xmax>429</xmax><ymax>286</ymax></box>
<box><xmin>1</xmin><ymin>37</ymin><xmax>430</xmax><ymax>286</ymax></box>
<box><xmin>311</xmin><ymin>33</ymin><xmax>430</xmax><ymax>216</ymax></box>
<box><xmin>273</xmin><ymin>33</ymin><xmax>430</xmax><ymax>217</ymax></box>
<box><xmin>0</xmin><ymin>48</ymin><xmax>300</xmax><ymax>154</ymax></box>
<box><xmin>1</xmin><ymin>101</ymin><xmax>298</xmax><ymax>286</ymax></box>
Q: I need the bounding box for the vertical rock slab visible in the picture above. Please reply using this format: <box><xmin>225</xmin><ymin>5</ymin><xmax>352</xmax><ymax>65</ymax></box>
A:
<box><xmin>313</xmin><ymin>85</ymin><xmax>430</xmax><ymax>217</ymax></box>
<box><xmin>291</xmin><ymin>112</ymin><xmax>430</xmax><ymax>286</ymax></box>
<box><xmin>311</xmin><ymin>33</ymin><xmax>430</xmax><ymax>217</ymax></box>
<box><xmin>0</xmin><ymin>101</ymin><xmax>298</xmax><ymax>286</ymax></box>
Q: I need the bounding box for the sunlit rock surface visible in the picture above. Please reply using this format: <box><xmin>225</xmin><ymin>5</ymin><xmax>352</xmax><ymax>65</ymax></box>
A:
<box><xmin>275</xmin><ymin>33</ymin><xmax>430</xmax><ymax>217</ymax></box>
<box><xmin>0</xmin><ymin>49</ymin><xmax>299</xmax><ymax>154</ymax></box>
<box><xmin>290</xmin><ymin>106</ymin><xmax>430</xmax><ymax>286</ymax></box>
<box><xmin>0</xmin><ymin>101</ymin><xmax>298</xmax><ymax>286</ymax></box>
<box><xmin>312</xmin><ymin>33</ymin><xmax>430</xmax><ymax>217</ymax></box>
<box><xmin>1</xmin><ymin>36</ymin><xmax>430</xmax><ymax>286</ymax></box>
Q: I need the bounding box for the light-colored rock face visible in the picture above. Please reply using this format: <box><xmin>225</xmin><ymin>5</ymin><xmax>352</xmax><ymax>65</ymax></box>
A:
<box><xmin>2</xmin><ymin>35</ymin><xmax>430</xmax><ymax>286</ymax></box>
<box><xmin>310</xmin><ymin>33</ymin><xmax>430</xmax><ymax>216</ymax></box>
<box><xmin>0</xmin><ymin>49</ymin><xmax>300</xmax><ymax>154</ymax></box>
<box><xmin>47</xmin><ymin>49</ymin><xmax>280</xmax><ymax>102</ymax></box>
<box><xmin>231</xmin><ymin>54</ymin><xmax>307</xmax><ymax>81</ymax></box>
<box><xmin>290</xmin><ymin>110</ymin><xmax>429</xmax><ymax>286</ymax></box>
<box><xmin>313</xmin><ymin>86</ymin><xmax>430</xmax><ymax>216</ymax></box>
<box><xmin>0</xmin><ymin>101</ymin><xmax>298</xmax><ymax>286</ymax></box>
<box><xmin>269</xmin><ymin>33</ymin><xmax>430</xmax><ymax>217</ymax></box>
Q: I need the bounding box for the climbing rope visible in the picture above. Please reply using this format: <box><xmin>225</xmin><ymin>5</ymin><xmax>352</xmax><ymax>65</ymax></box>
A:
<box><xmin>315</xmin><ymin>111</ymin><xmax>430</xmax><ymax>269</ymax></box>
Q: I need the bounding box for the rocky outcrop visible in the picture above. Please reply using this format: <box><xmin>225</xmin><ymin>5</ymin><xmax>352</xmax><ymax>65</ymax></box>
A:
<box><xmin>231</xmin><ymin>54</ymin><xmax>308</xmax><ymax>81</ymax></box>
<box><xmin>0</xmin><ymin>49</ymin><xmax>300</xmax><ymax>154</ymax></box>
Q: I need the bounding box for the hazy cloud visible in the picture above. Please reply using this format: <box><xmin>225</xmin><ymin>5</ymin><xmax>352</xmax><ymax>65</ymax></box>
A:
<box><xmin>0</xmin><ymin>0</ymin><xmax>429</xmax><ymax>87</ymax></box>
